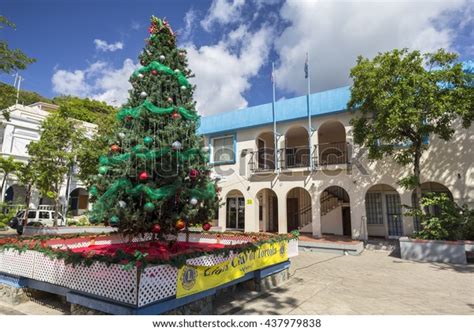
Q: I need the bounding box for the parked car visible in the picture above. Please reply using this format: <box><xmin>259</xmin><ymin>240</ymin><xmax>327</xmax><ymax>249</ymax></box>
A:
<box><xmin>10</xmin><ymin>209</ymin><xmax>66</xmax><ymax>235</ymax></box>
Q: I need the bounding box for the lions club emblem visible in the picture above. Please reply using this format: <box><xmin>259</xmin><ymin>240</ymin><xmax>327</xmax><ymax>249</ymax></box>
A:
<box><xmin>279</xmin><ymin>244</ymin><xmax>286</xmax><ymax>258</ymax></box>
<box><xmin>180</xmin><ymin>265</ymin><xmax>197</xmax><ymax>291</ymax></box>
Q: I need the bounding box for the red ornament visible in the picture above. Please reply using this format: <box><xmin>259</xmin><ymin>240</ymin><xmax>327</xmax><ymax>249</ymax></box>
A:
<box><xmin>171</xmin><ymin>112</ymin><xmax>181</xmax><ymax>120</ymax></box>
<box><xmin>202</xmin><ymin>222</ymin><xmax>211</xmax><ymax>231</ymax></box>
<box><xmin>189</xmin><ymin>169</ymin><xmax>199</xmax><ymax>179</ymax></box>
<box><xmin>139</xmin><ymin>171</ymin><xmax>149</xmax><ymax>181</ymax></box>
<box><xmin>151</xmin><ymin>69</ymin><xmax>158</xmax><ymax>75</ymax></box>
<box><xmin>111</xmin><ymin>144</ymin><xmax>121</xmax><ymax>153</ymax></box>
<box><xmin>125</xmin><ymin>115</ymin><xmax>133</xmax><ymax>121</ymax></box>
<box><xmin>148</xmin><ymin>26</ymin><xmax>155</xmax><ymax>34</ymax></box>
<box><xmin>175</xmin><ymin>219</ymin><xmax>186</xmax><ymax>230</ymax></box>
<box><xmin>151</xmin><ymin>224</ymin><xmax>161</xmax><ymax>233</ymax></box>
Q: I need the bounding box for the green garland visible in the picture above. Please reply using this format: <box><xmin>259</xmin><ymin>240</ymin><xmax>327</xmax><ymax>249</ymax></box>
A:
<box><xmin>132</xmin><ymin>61</ymin><xmax>190</xmax><ymax>88</ymax></box>
<box><xmin>98</xmin><ymin>147</ymin><xmax>205</xmax><ymax>167</ymax></box>
<box><xmin>117</xmin><ymin>100</ymin><xmax>198</xmax><ymax>122</ymax></box>
<box><xmin>0</xmin><ymin>232</ymin><xmax>297</xmax><ymax>271</ymax></box>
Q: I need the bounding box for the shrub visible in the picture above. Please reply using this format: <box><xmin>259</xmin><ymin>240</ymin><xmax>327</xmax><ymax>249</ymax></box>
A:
<box><xmin>413</xmin><ymin>194</ymin><xmax>474</xmax><ymax>241</ymax></box>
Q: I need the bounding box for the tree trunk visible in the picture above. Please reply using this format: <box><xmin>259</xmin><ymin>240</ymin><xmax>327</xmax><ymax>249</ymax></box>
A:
<box><xmin>53</xmin><ymin>197</ymin><xmax>59</xmax><ymax>227</ymax></box>
<box><xmin>413</xmin><ymin>145</ymin><xmax>423</xmax><ymax>213</ymax></box>
<box><xmin>22</xmin><ymin>184</ymin><xmax>32</xmax><ymax>228</ymax></box>
<box><xmin>53</xmin><ymin>182</ymin><xmax>60</xmax><ymax>227</ymax></box>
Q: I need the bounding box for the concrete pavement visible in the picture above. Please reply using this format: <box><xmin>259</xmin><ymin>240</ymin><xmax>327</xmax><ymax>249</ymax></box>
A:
<box><xmin>223</xmin><ymin>250</ymin><xmax>474</xmax><ymax>315</ymax></box>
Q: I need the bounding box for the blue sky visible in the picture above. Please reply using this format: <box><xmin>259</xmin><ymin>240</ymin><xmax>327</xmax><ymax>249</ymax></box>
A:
<box><xmin>1</xmin><ymin>0</ymin><xmax>473</xmax><ymax>115</ymax></box>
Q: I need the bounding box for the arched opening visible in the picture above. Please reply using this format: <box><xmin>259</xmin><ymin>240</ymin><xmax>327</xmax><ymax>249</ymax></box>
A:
<box><xmin>317</xmin><ymin>121</ymin><xmax>348</xmax><ymax>166</ymax></box>
<box><xmin>287</xmin><ymin>187</ymin><xmax>311</xmax><ymax>232</ymax></box>
<box><xmin>4</xmin><ymin>184</ymin><xmax>27</xmax><ymax>205</ymax></box>
<box><xmin>365</xmin><ymin>184</ymin><xmax>403</xmax><ymax>238</ymax></box>
<box><xmin>321</xmin><ymin>186</ymin><xmax>351</xmax><ymax>236</ymax></box>
<box><xmin>69</xmin><ymin>187</ymin><xmax>89</xmax><ymax>216</ymax></box>
<box><xmin>39</xmin><ymin>196</ymin><xmax>55</xmax><ymax>208</ymax></box>
<box><xmin>226</xmin><ymin>189</ymin><xmax>245</xmax><ymax>230</ymax></box>
<box><xmin>284</xmin><ymin>126</ymin><xmax>310</xmax><ymax>169</ymax></box>
<box><xmin>253</xmin><ymin>132</ymin><xmax>276</xmax><ymax>172</ymax></box>
<box><xmin>256</xmin><ymin>188</ymin><xmax>278</xmax><ymax>232</ymax></box>
<box><xmin>411</xmin><ymin>182</ymin><xmax>453</xmax><ymax>232</ymax></box>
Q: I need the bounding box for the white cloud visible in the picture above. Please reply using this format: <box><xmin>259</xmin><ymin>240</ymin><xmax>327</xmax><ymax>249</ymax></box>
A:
<box><xmin>201</xmin><ymin>0</ymin><xmax>245</xmax><ymax>31</ymax></box>
<box><xmin>51</xmin><ymin>59</ymin><xmax>138</xmax><ymax>107</ymax></box>
<box><xmin>51</xmin><ymin>70</ymin><xmax>89</xmax><ymax>96</ymax></box>
<box><xmin>185</xmin><ymin>24</ymin><xmax>274</xmax><ymax>115</ymax></box>
<box><xmin>274</xmin><ymin>0</ymin><xmax>469</xmax><ymax>95</ymax></box>
<box><xmin>94</xmin><ymin>39</ymin><xmax>124</xmax><ymax>52</ymax></box>
<box><xmin>179</xmin><ymin>8</ymin><xmax>198</xmax><ymax>42</ymax></box>
<box><xmin>130</xmin><ymin>21</ymin><xmax>141</xmax><ymax>31</ymax></box>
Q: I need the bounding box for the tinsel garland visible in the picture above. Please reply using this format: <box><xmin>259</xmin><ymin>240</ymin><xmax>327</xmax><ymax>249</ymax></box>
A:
<box><xmin>132</xmin><ymin>61</ymin><xmax>190</xmax><ymax>88</ymax></box>
<box><xmin>98</xmin><ymin>147</ymin><xmax>205</xmax><ymax>167</ymax></box>
<box><xmin>91</xmin><ymin>178</ymin><xmax>216</xmax><ymax>221</ymax></box>
<box><xmin>0</xmin><ymin>232</ymin><xmax>298</xmax><ymax>270</ymax></box>
<box><xmin>117</xmin><ymin>100</ymin><xmax>198</xmax><ymax>122</ymax></box>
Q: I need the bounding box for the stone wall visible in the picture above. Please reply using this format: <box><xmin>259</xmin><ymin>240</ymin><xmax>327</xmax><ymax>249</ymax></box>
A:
<box><xmin>0</xmin><ymin>283</ymin><xmax>29</xmax><ymax>305</ymax></box>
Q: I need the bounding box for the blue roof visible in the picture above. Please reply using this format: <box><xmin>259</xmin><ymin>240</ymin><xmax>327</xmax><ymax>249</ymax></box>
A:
<box><xmin>198</xmin><ymin>86</ymin><xmax>351</xmax><ymax>135</ymax></box>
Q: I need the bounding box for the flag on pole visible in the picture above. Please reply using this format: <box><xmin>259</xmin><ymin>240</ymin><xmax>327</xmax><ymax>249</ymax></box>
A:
<box><xmin>304</xmin><ymin>52</ymin><xmax>309</xmax><ymax>79</ymax></box>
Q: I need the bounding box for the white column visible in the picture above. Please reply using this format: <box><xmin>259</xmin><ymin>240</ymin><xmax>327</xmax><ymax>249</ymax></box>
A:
<box><xmin>277</xmin><ymin>194</ymin><xmax>287</xmax><ymax>234</ymax></box>
<box><xmin>311</xmin><ymin>190</ymin><xmax>321</xmax><ymax>237</ymax></box>
<box><xmin>350</xmin><ymin>193</ymin><xmax>366</xmax><ymax>240</ymax></box>
<box><xmin>261</xmin><ymin>190</ymin><xmax>268</xmax><ymax>232</ymax></box>
<box><xmin>244</xmin><ymin>196</ymin><xmax>258</xmax><ymax>233</ymax></box>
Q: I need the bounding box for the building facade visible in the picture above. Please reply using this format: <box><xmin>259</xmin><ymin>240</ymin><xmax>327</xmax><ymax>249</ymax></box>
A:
<box><xmin>199</xmin><ymin>86</ymin><xmax>473</xmax><ymax>240</ymax></box>
<box><xmin>0</xmin><ymin>102</ymin><xmax>95</xmax><ymax>216</ymax></box>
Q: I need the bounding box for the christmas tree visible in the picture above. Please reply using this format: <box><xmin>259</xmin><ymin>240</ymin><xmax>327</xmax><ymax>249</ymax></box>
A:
<box><xmin>89</xmin><ymin>16</ymin><xmax>218</xmax><ymax>237</ymax></box>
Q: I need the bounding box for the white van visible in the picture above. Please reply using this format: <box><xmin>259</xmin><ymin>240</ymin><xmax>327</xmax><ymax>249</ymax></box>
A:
<box><xmin>11</xmin><ymin>209</ymin><xmax>66</xmax><ymax>234</ymax></box>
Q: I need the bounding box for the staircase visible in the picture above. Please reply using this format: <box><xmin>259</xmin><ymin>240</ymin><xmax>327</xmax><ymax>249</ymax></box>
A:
<box><xmin>295</xmin><ymin>187</ymin><xmax>350</xmax><ymax>230</ymax></box>
<box><xmin>296</xmin><ymin>204</ymin><xmax>312</xmax><ymax>230</ymax></box>
<box><xmin>320</xmin><ymin>187</ymin><xmax>349</xmax><ymax>216</ymax></box>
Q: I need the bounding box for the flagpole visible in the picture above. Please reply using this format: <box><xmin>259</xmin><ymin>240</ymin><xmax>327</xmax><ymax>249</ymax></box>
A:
<box><xmin>272</xmin><ymin>62</ymin><xmax>278</xmax><ymax>171</ymax></box>
<box><xmin>306</xmin><ymin>52</ymin><xmax>313</xmax><ymax>170</ymax></box>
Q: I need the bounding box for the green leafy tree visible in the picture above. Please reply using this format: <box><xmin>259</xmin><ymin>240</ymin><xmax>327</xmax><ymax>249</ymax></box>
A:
<box><xmin>0</xmin><ymin>82</ymin><xmax>51</xmax><ymax>110</ymax></box>
<box><xmin>414</xmin><ymin>193</ymin><xmax>474</xmax><ymax>240</ymax></box>
<box><xmin>0</xmin><ymin>16</ymin><xmax>36</xmax><ymax>74</ymax></box>
<box><xmin>16</xmin><ymin>161</ymin><xmax>37</xmax><ymax>227</ymax></box>
<box><xmin>53</xmin><ymin>96</ymin><xmax>117</xmax><ymax>124</ymax></box>
<box><xmin>75</xmin><ymin>112</ymin><xmax>118</xmax><ymax>187</ymax></box>
<box><xmin>0</xmin><ymin>156</ymin><xmax>22</xmax><ymax>202</ymax></box>
<box><xmin>90</xmin><ymin>16</ymin><xmax>218</xmax><ymax>236</ymax></box>
<box><xmin>348</xmin><ymin>49</ymin><xmax>473</xmax><ymax>213</ymax></box>
<box><xmin>28</xmin><ymin>113</ymin><xmax>82</xmax><ymax>226</ymax></box>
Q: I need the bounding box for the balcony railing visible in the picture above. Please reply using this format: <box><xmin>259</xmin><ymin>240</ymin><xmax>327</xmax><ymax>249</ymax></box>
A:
<box><xmin>249</xmin><ymin>149</ymin><xmax>276</xmax><ymax>173</ymax></box>
<box><xmin>279</xmin><ymin>146</ymin><xmax>311</xmax><ymax>169</ymax></box>
<box><xmin>314</xmin><ymin>142</ymin><xmax>350</xmax><ymax>166</ymax></box>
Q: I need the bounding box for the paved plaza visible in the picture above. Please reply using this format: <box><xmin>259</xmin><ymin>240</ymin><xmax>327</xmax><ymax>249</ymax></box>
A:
<box><xmin>0</xmin><ymin>249</ymin><xmax>473</xmax><ymax>315</ymax></box>
<box><xmin>222</xmin><ymin>250</ymin><xmax>474</xmax><ymax>315</ymax></box>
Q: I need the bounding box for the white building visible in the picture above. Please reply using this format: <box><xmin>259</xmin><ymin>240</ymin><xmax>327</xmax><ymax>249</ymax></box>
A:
<box><xmin>0</xmin><ymin>102</ymin><xmax>96</xmax><ymax>216</ymax></box>
<box><xmin>199</xmin><ymin>86</ymin><xmax>473</xmax><ymax>240</ymax></box>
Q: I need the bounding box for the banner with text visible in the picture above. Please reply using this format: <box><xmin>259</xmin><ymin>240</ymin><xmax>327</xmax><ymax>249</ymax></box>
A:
<box><xmin>176</xmin><ymin>241</ymin><xmax>288</xmax><ymax>298</ymax></box>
